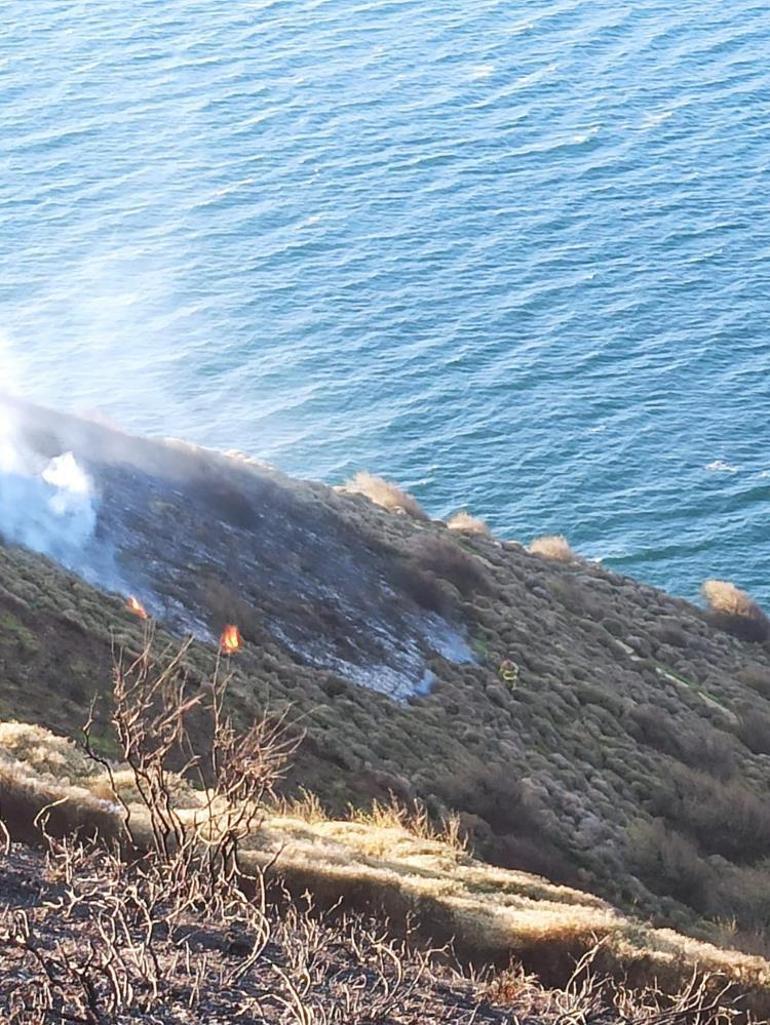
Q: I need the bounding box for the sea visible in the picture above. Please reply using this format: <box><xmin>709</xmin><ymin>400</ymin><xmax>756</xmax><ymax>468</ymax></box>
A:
<box><xmin>2</xmin><ymin>0</ymin><xmax>770</xmax><ymax>605</ymax></box>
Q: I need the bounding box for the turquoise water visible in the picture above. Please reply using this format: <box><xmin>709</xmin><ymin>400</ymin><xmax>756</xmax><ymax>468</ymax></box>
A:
<box><xmin>2</xmin><ymin>0</ymin><xmax>770</xmax><ymax>603</ymax></box>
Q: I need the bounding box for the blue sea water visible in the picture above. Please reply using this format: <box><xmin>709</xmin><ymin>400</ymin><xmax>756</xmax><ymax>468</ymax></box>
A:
<box><xmin>2</xmin><ymin>0</ymin><xmax>770</xmax><ymax>604</ymax></box>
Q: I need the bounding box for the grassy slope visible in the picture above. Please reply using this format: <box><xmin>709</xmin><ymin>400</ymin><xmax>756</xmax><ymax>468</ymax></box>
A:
<box><xmin>3</xmin><ymin>733</ymin><xmax>770</xmax><ymax>1018</ymax></box>
<box><xmin>3</xmin><ymin>468</ymin><xmax>770</xmax><ymax>950</ymax></box>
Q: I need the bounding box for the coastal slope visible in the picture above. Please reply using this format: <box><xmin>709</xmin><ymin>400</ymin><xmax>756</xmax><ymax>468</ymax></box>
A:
<box><xmin>2</xmin><ymin>399</ymin><xmax>770</xmax><ymax>953</ymax></box>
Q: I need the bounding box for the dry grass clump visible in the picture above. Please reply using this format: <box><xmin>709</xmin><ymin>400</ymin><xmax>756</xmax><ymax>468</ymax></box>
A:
<box><xmin>528</xmin><ymin>534</ymin><xmax>578</xmax><ymax>563</ymax></box>
<box><xmin>0</xmin><ymin>722</ymin><xmax>96</xmax><ymax>785</ymax></box>
<box><xmin>341</xmin><ymin>470</ymin><xmax>429</xmax><ymax>520</ymax></box>
<box><xmin>447</xmin><ymin>510</ymin><xmax>492</xmax><ymax>537</ymax></box>
<box><xmin>701</xmin><ymin>580</ymin><xmax>770</xmax><ymax>642</ymax></box>
<box><xmin>346</xmin><ymin>795</ymin><xmax>468</xmax><ymax>853</ymax></box>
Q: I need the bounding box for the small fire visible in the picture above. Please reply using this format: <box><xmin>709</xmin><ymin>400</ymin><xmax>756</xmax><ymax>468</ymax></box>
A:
<box><xmin>219</xmin><ymin>624</ymin><xmax>243</xmax><ymax>654</ymax></box>
<box><xmin>126</xmin><ymin>596</ymin><xmax>148</xmax><ymax>620</ymax></box>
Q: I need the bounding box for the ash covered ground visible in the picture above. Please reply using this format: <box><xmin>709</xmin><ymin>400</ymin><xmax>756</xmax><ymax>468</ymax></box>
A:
<box><xmin>0</xmin><ymin>395</ymin><xmax>472</xmax><ymax>699</ymax></box>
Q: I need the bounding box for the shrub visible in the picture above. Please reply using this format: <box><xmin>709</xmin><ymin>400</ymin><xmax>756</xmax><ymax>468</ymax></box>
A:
<box><xmin>447</xmin><ymin>511</ymin><xmax>492</xmax><ymax>537</ymax></box>
<box><xmin>649</xmin><ymin>765</ymin><xmax>770</xmax><ymax>863</ymax></box>
<box><xmin>701</xmin><ymin>580</ymin><xmax>770</xmax><ymax>643</ymax></box>
<box><xmin>434</xmin><ymin>765</ymin><xmax>578</xmax><ymax>883</ymax></box>
<box><xmin>407</xmin><ymin>536</ymin><xmax>491</xmax><ymax>597</ymax></box>
<box><xmin>628</xmin><ymin>705</ymin><xmax>736</xmax><ymax>780</ymax></box>
<box><xmin>628</xmin><ymin>818</ymin><xmax>712</xmax><ymax>909</ymax></box>
<box><xmin>393</xmin><ymin>563</ymin><xmax>454</xmax><ymax>616</ymax></box>
<box><xmin>342</xmin><ymin>471</ymin><xmax>428</xmax><ymax>520</ymax></box>
<box><xmin>736</xmin><ymin>707</ymin><xmax>770</xmax><ymax>755</ymax></box>
<box><xmin>736</xmin><ymin>665</ymin><xmax>770</xmax><ymax>700</ymax></box>
<box><xmin>528</xmin><ymin>535</ymin><xmax>577</xmax><ymax>563</ymax></box>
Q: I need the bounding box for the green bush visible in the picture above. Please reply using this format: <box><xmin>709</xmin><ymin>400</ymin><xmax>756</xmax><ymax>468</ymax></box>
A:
<box><xmin>649</xmin><ymin>766</ymin><xmax>770</xmax><ymax>863</ymax></box>
<box><xmin>628</xmin><ymin>818</ymin><xmax>712</xmax><ymax>909</ymax></box>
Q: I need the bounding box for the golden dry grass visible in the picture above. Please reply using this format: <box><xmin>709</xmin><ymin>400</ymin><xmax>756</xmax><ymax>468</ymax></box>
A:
<box><xmin>0</xmin><ymin>722</ymin><xmax>96</xmax><ymax>785</ymax></box>
<box><xmin>3</xmin><ymin>728</ymin><xmax>770</xmax><ymax>1008</ymax></box>
<box><xmin>528</xmin><ymin>535</ymin><xmax>577</xmax><ymax>563</ymax></box>
<box><xmin>447</xmin><ymin>511</ymin><xmax>492</xmax><ymax>536</ymax></box>
<box><xmin>340</xmin><ymin>471</ymin><xmax>429</xmax><ymax>520</ymax></box>
<box><xmin>702</xmin><ymin>579</ymin><xmax>758</xmax><ymax>617</ymax></box>
<box><xmin>701</xmin><ymin>579</ymin><xmax>770</xmax><ymax>642</ymax></box>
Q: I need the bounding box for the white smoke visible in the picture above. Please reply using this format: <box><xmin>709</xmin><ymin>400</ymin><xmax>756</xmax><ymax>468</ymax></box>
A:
<box><xmin>0</xmin><ymin>406</ymin><xmax>99</xmax><ymax>568</ymax></box>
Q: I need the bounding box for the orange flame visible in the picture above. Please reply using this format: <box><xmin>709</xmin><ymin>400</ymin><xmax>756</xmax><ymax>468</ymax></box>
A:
<box><xmin>126</xmin><ymin>596</ymin><xmax>148</xmax><ymax>620</ymax></box>
<box><xmin>219</xmin><ymin>624</ymin><xmax>243</xmax><ymax>654</ymax></box>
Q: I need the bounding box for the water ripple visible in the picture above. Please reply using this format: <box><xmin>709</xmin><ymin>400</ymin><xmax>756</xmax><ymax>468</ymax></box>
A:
<box><xmin>2</xmin><ymin>0</ymin><xmax>770</xmax><ymax>602</ymax></box>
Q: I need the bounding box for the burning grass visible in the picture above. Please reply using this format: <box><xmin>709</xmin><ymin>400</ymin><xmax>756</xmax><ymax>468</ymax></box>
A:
<box><xmin>219</xmin><ymin>623</ymin><xmax>243</xmax><ymax>654</ymax></box>
<box><xmin>11</xmin><ymin>451</ymin><xmax>770</xmax><ymax>975</ymax></box>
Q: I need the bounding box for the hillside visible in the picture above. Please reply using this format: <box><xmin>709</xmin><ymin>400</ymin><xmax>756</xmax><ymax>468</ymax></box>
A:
<box><xmin>3</xmin><ymin>397</ymin><xmax>770</xmax><ymax>956</ymax></box>
<box><xmin>2</xmin><ymin>717</ymin><xmax>769</xmax><ymax>1021</ymax></box>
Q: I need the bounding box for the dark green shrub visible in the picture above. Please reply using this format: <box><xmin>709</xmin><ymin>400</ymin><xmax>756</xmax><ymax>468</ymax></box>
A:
<box><xmin>649</xmin><ymin>766</ymin><xmax>770</xmax><ymax>862</ymax></box>
<box><xmin>736</xmin><ymin>665</ymin><xmax>770</xmax><ymax>700</ymax></box>
<box><xmin>628</xmin><ymin>705</ymin><xmax>736</xmax><ymax>780</ymax></box>
<box><xmin>629</xmin><ymin>818</ymin><xmax>712</xmax><ymax>909</ymax></box>
<box><xmin>408</xmin><ymin>537</ymin><xmax>491</xmax><ymax>597</ymax></box>
<box><xmin>736</xmin><ymin>708</ymin><xmax>770</xmax><ymax>755</ymax></box>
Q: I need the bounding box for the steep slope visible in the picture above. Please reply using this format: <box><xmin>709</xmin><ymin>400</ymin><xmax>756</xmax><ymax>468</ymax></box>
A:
<box><xmin>2</xmin><ymin>399</ymin><xmax>770</xmax><ymax>952</ymax></box>
<box><xmin>3</xmin><ymin>725</ymin><xmax>770</xmax><ymax>1018</ymax></box>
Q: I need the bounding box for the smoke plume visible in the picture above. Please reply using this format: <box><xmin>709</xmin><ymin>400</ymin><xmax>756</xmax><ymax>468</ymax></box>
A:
<box><xmin>0</xmin><ymin>403</ymin><xmax>101</xmax><ymax>576</ymax></box>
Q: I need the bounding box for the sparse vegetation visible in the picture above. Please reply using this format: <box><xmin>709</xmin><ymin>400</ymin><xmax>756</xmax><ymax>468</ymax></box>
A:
<box><xmin>528</xmin><ymin>534</ymin><xmax>578</xmax><ymax>563</ymax></box>
<box><xmin>341</xmin><ymin>470</ymin><xmax>429</xmax><ymax>520</ymax></box>
<box><xmin>2</xmin><ymin>842</ymin><xmax>753</xmax><ymax>1025</ymax></box>
<box><xmin>702</xmin><ymin>579</ymin><xmax>770</xmax><ymax>642</ymax></box>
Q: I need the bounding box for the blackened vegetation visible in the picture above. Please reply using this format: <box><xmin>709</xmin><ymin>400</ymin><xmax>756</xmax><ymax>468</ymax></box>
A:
<box><xmin>4</xmin><ymin>396</ymin><xmax>474</xmax><ymax>698</ymax></box>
